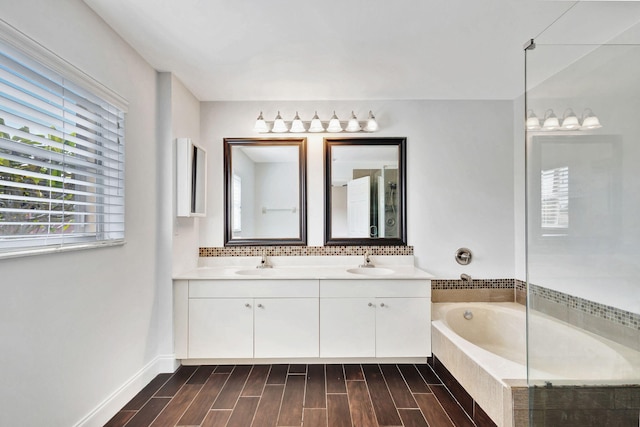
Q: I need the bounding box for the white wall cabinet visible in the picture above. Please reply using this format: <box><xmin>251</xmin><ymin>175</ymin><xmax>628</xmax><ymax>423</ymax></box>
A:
<box><xmin>174</xmin><ymin>277</ymin><xmax>430</xmax><ymax>362</ymax></box>
<box><xmin>176</xmin><ymin>138</ymin><xmax>207</xmax><ymax>217</ymax></box>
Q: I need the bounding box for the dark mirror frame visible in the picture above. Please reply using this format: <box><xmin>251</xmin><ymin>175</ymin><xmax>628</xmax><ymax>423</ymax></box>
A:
<box><xmin>224</xmin><ymin>137</ymin><xmax>307</xmax><ymax>246</ymax></box>
<box><xmin>324</xmin><ymin>137</ymin><xmax>407</xmax><ymax>246</ymax></box>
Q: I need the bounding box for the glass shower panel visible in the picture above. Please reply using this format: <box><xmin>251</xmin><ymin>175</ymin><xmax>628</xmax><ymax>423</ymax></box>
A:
<box><xmin>526</xmin><ymin>39</ymin><xmax>640</xmax><ymax>425</ymax></box>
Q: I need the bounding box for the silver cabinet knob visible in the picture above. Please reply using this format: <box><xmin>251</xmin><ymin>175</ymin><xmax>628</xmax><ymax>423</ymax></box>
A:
<box><xmin>245</xmin><ymin>303</ymin><xmax>251</xmax><ymax>308</ymax></box>
<box><xmin>368</xmin><ymin>302</ymin><xmax>373</xmax><ymax>307</ymax></box>
<box><xmin>258</xmin><ymin>303</ymin><xmax>264</xmax><ymax>308</ymax></box>
<box><xmin>380</xmin><ymin>303</ymin><xmax>385</xmax><ymax>307</ymax></box>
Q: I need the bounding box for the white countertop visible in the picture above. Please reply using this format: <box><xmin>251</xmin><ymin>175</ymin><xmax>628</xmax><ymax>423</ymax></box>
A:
<box><xmin>174</xmin><ymin>255</ymin><xmax>434</xmax><ymax>280</ymax></box>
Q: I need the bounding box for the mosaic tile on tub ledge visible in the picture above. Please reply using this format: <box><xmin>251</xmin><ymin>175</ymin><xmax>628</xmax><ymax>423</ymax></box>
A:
<box><xmin>530</xmin><ymin>283</ymin><xmax>640</xmax><ymax>330</ymax></box>
<box><xmin>431</xmin><ymin>278</ymin><xmax>516</xmax><ymax>290</ymax></box>
<box><xmin>199</xmin><ymin>245</ymin><xmax>413</xmax><ymax>257</ymax></box>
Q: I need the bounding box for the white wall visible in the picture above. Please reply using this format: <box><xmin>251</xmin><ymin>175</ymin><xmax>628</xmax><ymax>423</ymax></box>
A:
<box><xmin>165</xmin><ymin>73</ymin><xmax>202</xmax><ymax>275</ymax></box>
<box><xmin>0</xmin><ymin>1</ymin><xmax>173</xmax><ymax>426</ymax></box>
<box><xmin>200</xmin><ymin>101</ymin><xmax>515</xmax><ymax>278</ymax></box>
<box><xmin>254</xmin><ymin>162</ymin><xmax>299</xmax><ymax>238</ymax></box>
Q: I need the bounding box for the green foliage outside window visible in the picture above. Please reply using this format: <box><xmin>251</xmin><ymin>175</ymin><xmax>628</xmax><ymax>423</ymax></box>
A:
<box><xmin>0</xmin><ymin>117</ymin><xmax>78</xmax><ymax>237</ymax></box>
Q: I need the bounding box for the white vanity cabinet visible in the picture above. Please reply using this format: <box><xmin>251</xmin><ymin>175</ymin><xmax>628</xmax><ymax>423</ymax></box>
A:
<box><xmin>319</xmin><ymin>279</ymin><xmax>431</xmax><ymax>359</ymax></box>
<box><xmin>173</xmin><ymin>273</ymin><xmax>431</xmax><ymax>363</ymax></box>
<box><xmin>175</xmin><ymin>279</ymin><xmax>319</xmax><ymax>360</ymax></box>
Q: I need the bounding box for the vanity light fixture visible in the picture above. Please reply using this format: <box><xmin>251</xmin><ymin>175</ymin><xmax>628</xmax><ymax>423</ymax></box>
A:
<box><xmin>526</xmin><ymin>109</ymin><xmax>541</xmax><ymax>130</ymax></box>
<box><xmin>271</xmin><ymin>111</ymin><xmax>289</xmax><ymax>133</ymax></box>
<box><xmin>580</xmin><ymin>108</ymin><xmax>602</xmax><ymax>130</ymax></box>
<box><xmin>253</xmin><ymin>111</ymin><xmax>270</xmax><ymax>133</ymax></box>
<box><xmin>542</xmin><ymin>109</ymin><xmax>560</xmax><ymax>131</ymax></box>
<box><xmin>345</xmin><ymin>111</ymin><xmax>362</xmax><ymax>132</ymax></box>
<box><xmin>309</xmin><ymin>111</ymin><xmax>325</xmax><ymax>133</ymax></box>
<box><xmin>526</xmin><ymin>108</ymin><xmax>602</xmax><ymax>132</ymax></box>
<box><xmin>326</xmin><ymin>111</ymin><xmax>343</xmax><ymax>132</ymax></box>
<box><xmin>253</xmin><ymin>110</ymin><xmax>379</xmax><ymax>133</ymax></box>
<box><xmin>290</xmin><ymin>111</ymin><xmax>306</xmax><ymax>133</ymax></box>
<box><xmin>561</xmin><ymin>108</ymin><xmax>580</xmax><ymax>130</ymax></box>
<box><xmin>364</xmin><ymin>111</ymin><xmax>379</xmax><ymax>132</ymax></box>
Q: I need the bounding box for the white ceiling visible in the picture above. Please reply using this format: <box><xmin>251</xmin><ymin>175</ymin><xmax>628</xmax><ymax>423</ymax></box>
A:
<box><xmin>81</xmin><ymin>0</ymin><xmax>639</xmax><ymax>102</ymax></box>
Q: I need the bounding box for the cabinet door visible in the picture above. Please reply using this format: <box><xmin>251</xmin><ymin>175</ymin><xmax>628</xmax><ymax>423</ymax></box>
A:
<box><xmin>320</xmin><ymin>298</ymin><xmax>376</xmax><ymax>357</ymax></box>
<box><xmin>254</xmin><ymin>298</ymin><xmax>319</xmax><ymax>358</ymax></box>
<box><xmin>188</xmin><ymin>298</ymin><xmax>253</xmax><ymax>358</ymax></box>
<box><xmin>375</xmin><ymin>297</ymin><xmax>430</xmax><ymax>358</ymax></box>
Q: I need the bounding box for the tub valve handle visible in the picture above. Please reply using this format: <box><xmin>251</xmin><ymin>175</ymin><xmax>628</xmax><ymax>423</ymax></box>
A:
<box><xmin>455</xmin><ymin>248</ymin><xmax>473</xmax><ymax>265</ymax></box>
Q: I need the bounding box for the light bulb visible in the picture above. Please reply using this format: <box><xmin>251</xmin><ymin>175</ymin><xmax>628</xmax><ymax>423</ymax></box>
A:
<box><xmin>327</xmin><ymin>111</ymin><xmax>343</xmax><ymax>132</ymax></box>
<box><xmin>254</xmin><ymin>111</ymin><xmax>270</xmax><ymax>133</ymax></box>
<box><xmin>290</xmin><ymin>112</ymin><xmax>306</xmax><ymax>133</ymax></box>
<box><xmin>561</xmin><ymin>109</ymin><xmax>580</xmax><ymax>130</ymax></box>
<box><xmin>308</xmin><ymin>111</ymin><xmax>325</xmax><ymax>132</ymax></box>
<box><xmin>526</xmin><ymin>109</ymin><xmax>541</xmax><ymax>131</ymax></box>
<box><xmin>542</xmin><ymin>109</ymin><xmax>559</xmax><ymax>131</ymax></box>
<box><xmin>364</xmin><ymin>111</ymin><xmax>378</xmax><ymax>132</ymax></box>
<box><xmin>580</xmin><ymin>108</ymin><xmax>602</xmax><ymax>130</ymax></box>
<box><xmin>345</xmin><ymin>111</ymin><xmax>361</xmax><ymax>132</ymax></box>
<box><xmin>271</xmin><ymin>111</ymin><xmax>289</xmax><ymax>133</ymax></box>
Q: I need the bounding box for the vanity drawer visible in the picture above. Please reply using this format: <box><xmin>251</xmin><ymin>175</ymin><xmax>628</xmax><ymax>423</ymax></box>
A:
<box><xmin>189</xmin><ymin>279</ymin><xmax>319</xmax><ymax>298</ymax></box>
<box><xmin>320</xmin><ymin>279</ymin><xmax>430</xmax><ymax>298</ymax></box>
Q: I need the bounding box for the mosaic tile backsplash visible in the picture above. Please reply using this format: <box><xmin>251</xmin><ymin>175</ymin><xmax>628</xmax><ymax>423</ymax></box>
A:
<box><xmin>431</xmin><ymin>278</ymin><xmax>514</xmax><ymax>290</ymax></box>
<box><xmin>199</xmin><ymin>245</ymin><xmax>413</xmax><ymax>257</ymax></box>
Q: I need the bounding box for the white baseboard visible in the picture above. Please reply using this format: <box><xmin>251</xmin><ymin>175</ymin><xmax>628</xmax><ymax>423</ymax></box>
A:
<box><xmin>73</xmin><ymin>354</ymin><xmax>179</xmax><ymax>427</ymax></box>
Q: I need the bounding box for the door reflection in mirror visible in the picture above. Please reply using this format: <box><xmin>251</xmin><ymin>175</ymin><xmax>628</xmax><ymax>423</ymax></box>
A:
<box><xmin>325</xmin><ymin>138</ymin><xmax>406</xmax><ymax>246</ymax></box>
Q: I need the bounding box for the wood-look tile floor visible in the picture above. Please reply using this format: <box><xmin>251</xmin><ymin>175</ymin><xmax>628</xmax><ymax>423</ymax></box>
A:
<box><xmin>105</xmin><ymin>364</ymin><xmax>478</xmax><ymax>427</ymax></box>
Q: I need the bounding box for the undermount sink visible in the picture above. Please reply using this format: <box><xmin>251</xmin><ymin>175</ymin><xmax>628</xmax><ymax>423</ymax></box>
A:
<box><xmin>346</xmin><ymin>267</ymin><xmax>394</xmax><ymax>276</ymax></box>
<box><xmin>235</xmin><ymin>268</ymin><xmax>278</xmax><ymax>276</ymax></box>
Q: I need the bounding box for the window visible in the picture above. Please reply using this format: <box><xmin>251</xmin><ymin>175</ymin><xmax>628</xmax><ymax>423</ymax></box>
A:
<box><xmin>232</xmin><ymin>174</ymin><xmax>242</xmax><ymax>232</ymax></box>
<box><xmin>541</xmin><ymin>166</ymin><xmax>569</xmax><ymax>232</ymax></box>
<box><xmin>0</xmin><ymin>31</ymin><xmax>126</xmax><ymax>257</ymax></box>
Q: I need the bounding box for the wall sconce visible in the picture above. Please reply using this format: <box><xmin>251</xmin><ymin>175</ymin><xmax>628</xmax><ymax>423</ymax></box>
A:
<box><xmin>254</xmin><ymin>110</ymin><xmax>379</xmax><ymax>133</ymax></box>
<box><xmin>526</xmin><ymin>108</ymin><xmax>602</xmax><ymax>132</ymax></box>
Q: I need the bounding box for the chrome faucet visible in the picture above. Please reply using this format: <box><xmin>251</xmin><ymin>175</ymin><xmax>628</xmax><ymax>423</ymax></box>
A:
<box><xmin>257</xmin><ymin>249</ymin><xmax>273</xmax><ymax>269</ymax></box>
<box><xmin>359</xmin><ymin>250</ymin><xmax>374</xmax><ymax>268</ymax></box>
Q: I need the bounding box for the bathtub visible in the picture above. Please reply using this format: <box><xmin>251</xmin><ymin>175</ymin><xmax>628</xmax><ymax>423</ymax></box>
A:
<box><xmin>431</xmin><ymin>302</ymin><xmax>640</xmax><ymax>426</ymax></box>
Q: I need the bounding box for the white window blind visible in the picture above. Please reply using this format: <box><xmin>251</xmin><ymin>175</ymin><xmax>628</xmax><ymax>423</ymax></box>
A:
<box><xmin>541</xmin><ymin>166</ymin><xmax>569</xmax><ymax>230</ymax></box>
<box><xmin>0</xmin><ymin>38</ymin><xmax>125</xmax><ymax>255</ymax></box>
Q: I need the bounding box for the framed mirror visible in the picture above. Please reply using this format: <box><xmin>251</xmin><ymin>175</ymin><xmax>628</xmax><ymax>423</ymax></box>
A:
<box><xmin>324</xmin><ymin>137</ymin><xmax>407</xmax><ymax>246</ymax></box>
<box><xmin>224</xmin><ymin>138</ymin><xmax>307</xmax><ymax>246</ymax></box>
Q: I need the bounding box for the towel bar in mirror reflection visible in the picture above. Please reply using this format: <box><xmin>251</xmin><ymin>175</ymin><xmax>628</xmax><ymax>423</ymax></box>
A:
<box><xmin>224</xmin><ymin>138</ymin><xmax>307</xmax><ymax>246</ymax></box>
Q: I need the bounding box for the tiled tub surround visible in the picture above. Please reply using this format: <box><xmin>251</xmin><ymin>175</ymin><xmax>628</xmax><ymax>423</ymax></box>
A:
<box><xmin>431</xmin><ymin>278</ymin><xmax>520</xmax><ymax>304</ymax></box>
<box><xmin>432</xmin><ymin>301</ymin><xmax>640</xmax><ymax>426</ymax></box>
<box><xmin>529</xmin><ymin>283</ymin><xmax>640</xmax><ymax>352</ymax></box>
